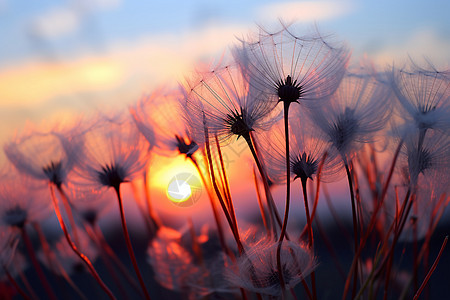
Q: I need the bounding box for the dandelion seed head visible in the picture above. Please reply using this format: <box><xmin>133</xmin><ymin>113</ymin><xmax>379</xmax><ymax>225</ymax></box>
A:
<box><xmin>390</xmin><ymin>60</ymin><xmax>450</xmax><ymax>133</ymax></box>
<box><xmin>96</xmin><ymin>163</ymin><xmax>127</xmax><ymax>188</ymax></box>
<box><xmin>183</xmin><ymin>61</ymin><xmax>278</xmax><ymax>145</ymax></box>
<box><xmin>226</xmin><ymin>241</ymin><xmax>316</xmax><ymax>296</ymax></box>
<box><xmin>277</xmin><ymin>75</ymin><xmax>302</xmax><ymax>104</ymax></box>
<box><xmin>329</xmin><ymin>107</ymin><xmax>359</xmax><ymax>154</ymax></box>
<box><xmin>235</xmin><ymin>24</ymin><xmax>350</xmax><ymax>108</ymax></box>
<box><xmin>0</xmin><ymin>174</ymin><xmax>51</xmax><ymax>228</ymax></box>
<box><xmin>291</xmin><ymin>152</ymin><xmax>319</xmax><ymax>181</ymax></box>
<box><xmin>3</xmin><ymin>206</ymin><xmax>27</xmax><ymax>228</ymax></box>
<box><xmin>42</xmin><ymin>160</ymin><xmax>64</xmax><ymax>187</ymax></box>
<box><xmin>175</xmin><ymin>135</ymin><xmax>199</xmax><ymax>158</ymax></box>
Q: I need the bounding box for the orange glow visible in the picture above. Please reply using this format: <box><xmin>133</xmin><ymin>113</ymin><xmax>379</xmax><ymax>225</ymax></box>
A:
<box><xmin>0</xmin><ymin>59</ymin><xmax>124</xmax><ymax>107</ymax></box>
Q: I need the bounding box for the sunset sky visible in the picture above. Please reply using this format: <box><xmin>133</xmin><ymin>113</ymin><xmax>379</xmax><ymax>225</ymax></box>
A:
<box><xmin>0</xmin><ymin>0</ymin><xmax>448</xmax><ymax>163</ymax></box>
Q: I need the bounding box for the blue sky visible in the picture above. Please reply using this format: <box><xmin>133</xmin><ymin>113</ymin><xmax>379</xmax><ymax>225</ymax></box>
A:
<box><xmin>0</xmin><ymin>0</ymin><xmax>448</xmax><ymax>156</ymax></box>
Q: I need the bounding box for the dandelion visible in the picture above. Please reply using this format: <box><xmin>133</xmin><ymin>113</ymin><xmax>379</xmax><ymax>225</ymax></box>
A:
<box><xmin>389</xmin><ymin>60</ymin><xmax>450</xmax><ymax>136</ymax></box>
<box><xmin>261</xmin><ymin>106</ymin><xmax>339</xmax><ymax>250</ymax></box>
<box><xmin>184</xmin><ymin>61</ymin><xmax>278</xmax><ymax>145</ymax></box>
<box><xmin>185</xmin><ymin>61</ymin><xmax>279</xmax><ymax>253</ymax></box>
<box><xmin>235</xmin><ymin>25</ymin><xmax>349</xmax><ymax>292</ymax></box>
<box><xmin>235</xmin><ymin>24</ymin><xmax>350</xmax><ymax>108</ymax></box>
<box><xmin>0</xmin><ymin>228</ymin><xmax>29</xmax><ymax>299</ymax></box>
<box><xmin>309</xmin><ymin>66</ymin><xmax>392</xmax><ymax>298</ymax></box>
<box><xmin>147</xmin><ymin>226</ymin><xmax>199</xmax><ymax>293</ymax></box>
<box><xmin>3</xmin><ymin>123</ymin><xmax>85</xmax><ymax>259</ymax></box>
<box><xmin>131</xmin><ymin>87</ymin><xmax>199</xmax><ymax>158</ymax></box>
<box><xmin>226</xmin><ymin>240</ymin><xmax>316</xmax><ymax>297</ymax></box>
<box><xmin>68</xmin><ymin>112</ymin><xmax>152</xmax><ymax>300</ymax></box>
<box><xmin>0</xmin><ymin>174</ymin><xmax>57</xmax><ymax>299</ymax></box>
<box><xmin>0</xmin><ymin>176</ymin><xmax>51</xmax><ymax>230</ymax></box>
<box><xmin>402</xmin><ymin>130</ymin><xmax>450</xmax><ymax>188</ymax></box>
<box><xmin>3</xmin><ymin>127</ymin><xmax>81</xmax><ymax>188</ymax></box>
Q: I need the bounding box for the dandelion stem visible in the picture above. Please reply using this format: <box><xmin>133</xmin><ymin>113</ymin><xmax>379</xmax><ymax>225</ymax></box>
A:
<box><xmin>93</xmin><ymin>223</ymin><xmax>142</xmax><ymax>296</ymax></box>
<box><xmin>20</xmin><ymin>227</ymin><xmax>58</xmax><ymax>300</ymax></box>
<box><xmin>84</xmin><ymin>223</ymin><xmax>131</xmax><ymax>300</ymax></box>
<box><xmin>143</xmin><ymin>169</ymin><xmax>162</xmax><ymax>230</ymax></box>
<box><xmin>248</xmin><ymin>132</ymin><xmax>284</xmax><ymax>239</ymax></box>
<box><xmin>301</xmin><ymin>178</ymin><xmax>317</xmax><ymax>300</ymax></box>
<box><xmin>56</xmin><ymin>184</ymin><xmax>81</xmax><ymax>246</ymax></box>
<box><xmin>252</xmin><ymin>166</ymin><xmax>269</xmax><ymax>233</ymax></box>
<box><xmin>113</xmin><ymin>184</ymin><xmax>152</xmax><ymax>300</ymax></box>
<box><xmin>33</xmin><ymin>222</ymin><xmax>88</xmax><ymax>300</ymax></box>
<box><xmin>413</xmin><ymin>236</ymin><xmax>448</xmax><ymax>300</ymax></box>
<box><xmin>49</xmin><ymin>184</ymin><xmax>116</xmax><ymax>300</ymax></box>
<box><xmin>190</xmin><ymin>155</ymin><xmax>232</xmax><ymax>258</ymax></box>
<box><xmin>277</xmin><ymin>100</ymin><xmax>292</xmax><ymax>291</ymax></box>
<box><xmin>4</xmin><ymin>266</ymin><xmax>33</xmax><ymax>300</ymax></box>
<box><xmin>344</xmin><ymin>161</ymin><xmax>359</xmax><ymax>299</ymax></box>
<box><xmin>203</xmin><ymin>117</ymin><xmax>244</xmax><ymax>253</ymax></box>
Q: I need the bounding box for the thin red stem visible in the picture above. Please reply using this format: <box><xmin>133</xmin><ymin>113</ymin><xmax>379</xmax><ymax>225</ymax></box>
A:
<box><xmin>4</xmin><ymin>266</ymin><xmax>33</xmax><ymax>300</ymax></box>
<box><xmin>113</xmin><ymin>184</ymin><xmax>151</xmax><ymax>300</ymax></box>
<box><xmin>49</xmin><ymin>184</ymin><xmax>116</xmax><ymax>300</ymax></box>
<box><xmin>413</xmin><ymin>236</ymin><xmax>448</xmax><ymax>300</ymax></box>
<box><xmin>20</xmin><ymin>227</ymin><xmax>58</xmax><ymax>300</ymax></box>
<box><xmin>277</xmin><ymin>100</ymin><xmax>291</xmax><ymax>291</ymax></box>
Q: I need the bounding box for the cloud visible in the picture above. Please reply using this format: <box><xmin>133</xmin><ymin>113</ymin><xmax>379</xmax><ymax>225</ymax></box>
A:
<box><xmin>0</xmin><ymin>22</ymin><xmax>247</xmax><ymax>109</ymax></box>
<box><xmin>371</xmin><ymin>28</ymin><xmax>450</xmax><ymax>67</ymax></box>
<box><xmin>29</xmin><ymin>7</ymin><xmax>79</xmax><ymax>39</ymax></box>
<box><xmin>0</xmin><ymin>58</ymin><xmax>124</xmax><ymax>107</ymax></box>
<box><xmin>257</xmin><ymin>0</ymin><xmax>354</xmax><ymax>22</ymax></box>
<box><xmin>28</xmin><ymin>0</ymin><xmax>122</xmax><ymax>39</ymax></box>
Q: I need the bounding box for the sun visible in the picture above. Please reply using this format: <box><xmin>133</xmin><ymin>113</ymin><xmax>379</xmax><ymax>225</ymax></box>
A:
<box><xmin>149</xmin><ymin>154</ymin><xmax>203</xmax><ymax>206</ymax></box>
<box><xmin>167</xmin><ymin>175</ymin><xmax>192</xmax><ymax>203</ymax></box>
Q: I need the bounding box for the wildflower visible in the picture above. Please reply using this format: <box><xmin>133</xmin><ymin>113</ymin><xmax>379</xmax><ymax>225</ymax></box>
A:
<box><xmin>68</xmin><ymin>113</ymin><xmax>150</xmax><ymax>191</ymax></box>
<box><xmin>67</xmin><ymin>112</ymin><xmax>152</xmax><ymax>300</ymax></box>
<box><xmin>226</xmin><ymin>240</ymin><xmax>316</xmax><ymax>296</ymax></box>
<box><xmin>131</xmin><ymin>87</ymin><xmax>200</xmax><ymax>158</ymax></box>
<box><xmin>4</xmin><ymin>125</ymin><xmax>82</xmax><ymax>188</ymax></box>
<box><xmin>401</xmin><ymin>131</ymin><xmax>450</xmax><ymax>188</ymax></box>
<box><xmin>147</xmin><ymin>226</ymin><xmax>199</xmax><ymax>292</ymax></box>
<box><xmin>309</xmin><ymin>68</ymin><xmax>392</xmax><ymax>164</ymax></box>
<box><xmin>234</xmin><ymin>24</ymin><xmax>350</xmax><ymax>108</ymax></box>
<box><xmin>0</xmin><ymin>174</ymin><xmax>51</xmax><ymax>229</ymax></box>
<box><xmin>184</xmin><ymin>62</ymin><xmax>279</xmax><ymax>144</ymax></box>
<box><xmin>389</xmin><ymin>60</ymin><xmax>450</xmax><ymax>134</ymax></box>
<box><xmin>261</xmin><ymin>106</ymin><xmax>339</xmax><ymax>184</ymax></box>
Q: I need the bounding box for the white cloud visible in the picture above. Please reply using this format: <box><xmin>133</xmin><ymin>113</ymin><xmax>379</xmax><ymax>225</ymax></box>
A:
<box><xmin>29</xmin><ymin>7</ymin><xmax>79</xmax><ymax>38</ymax></box>
<box><xmin>371</xmin><ymin>28</ymin><xmax>450</xmax><ymax>67</ymax></box>
<box><xmin>257</xmin><ymin>0</ymin><xmax>354</xmax><ymax>22</ymax></box>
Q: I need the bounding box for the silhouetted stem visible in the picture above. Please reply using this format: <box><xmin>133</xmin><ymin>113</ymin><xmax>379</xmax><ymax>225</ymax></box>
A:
<box><xmin>113</xmin><ymin>184</ymin><xmax>151</xmax><ymax>300</ymax></box>
<box><xmin>247</xmin><ymin>132</ymin><xmax>285</xmax><ymax>238</ymax></box>
<box><xmin>56</xmin><ymin>184</ymin><xmax>80</xmax><ymax>246</ymax></box>
<box><xmin>344</xmin><ymin>161</ymin><xmax>359</xmax><ymax>299</ymax></box>
<box><xmin>413</xmin><ymin>236</ymin><xmax>448</xmax><ymax>300</ymax></box>
<box><xmin>143</xmin><ymin>170</ymin><xmax>162</xmax><ymax>229</ymax></box>
<box><xmin>3</xmin><ymin>266</ymin><xmax>32</xmax><ymax>300</ymax></box>
<box><xmin>49</xmin><ymin>184</ymin><xmax>116</xmax><ymax>300</ymax></box>
<box><xmin>301</xmin><ymin>178</ymin><xmax>317</xmax><ymax>300</ymax></box>
<box><xmin>190</xmin><ymin>156</ymin><xmax>232</xmax><ymax>258</ymax></box>
<box><xmin>21</xmin><ymin>227</ymin><xmax>58</xmax><ymax>300</ymax></box>
<box><xmin>252</xmin><ymin>167</ymin><xmax>269</xmax><ymax>233</ymax></box>
<box><xmin>93</xmin><ymin>223</ymin><xmax>142</xmax><ymax>296</ymax></box>
<box><xmin>277</xmin><ymin>100</ymin><xmax>291</xmax><ymax>291</ymax></box>
<box><xmin>204</xmin><ymin>122</ymin><xmax>244</xmax><ymax>253</ymax></box>
<box><xmin>33</xmin><ymin>222</ymin><xmax>87</xmax><ymax>300</ymax></box>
